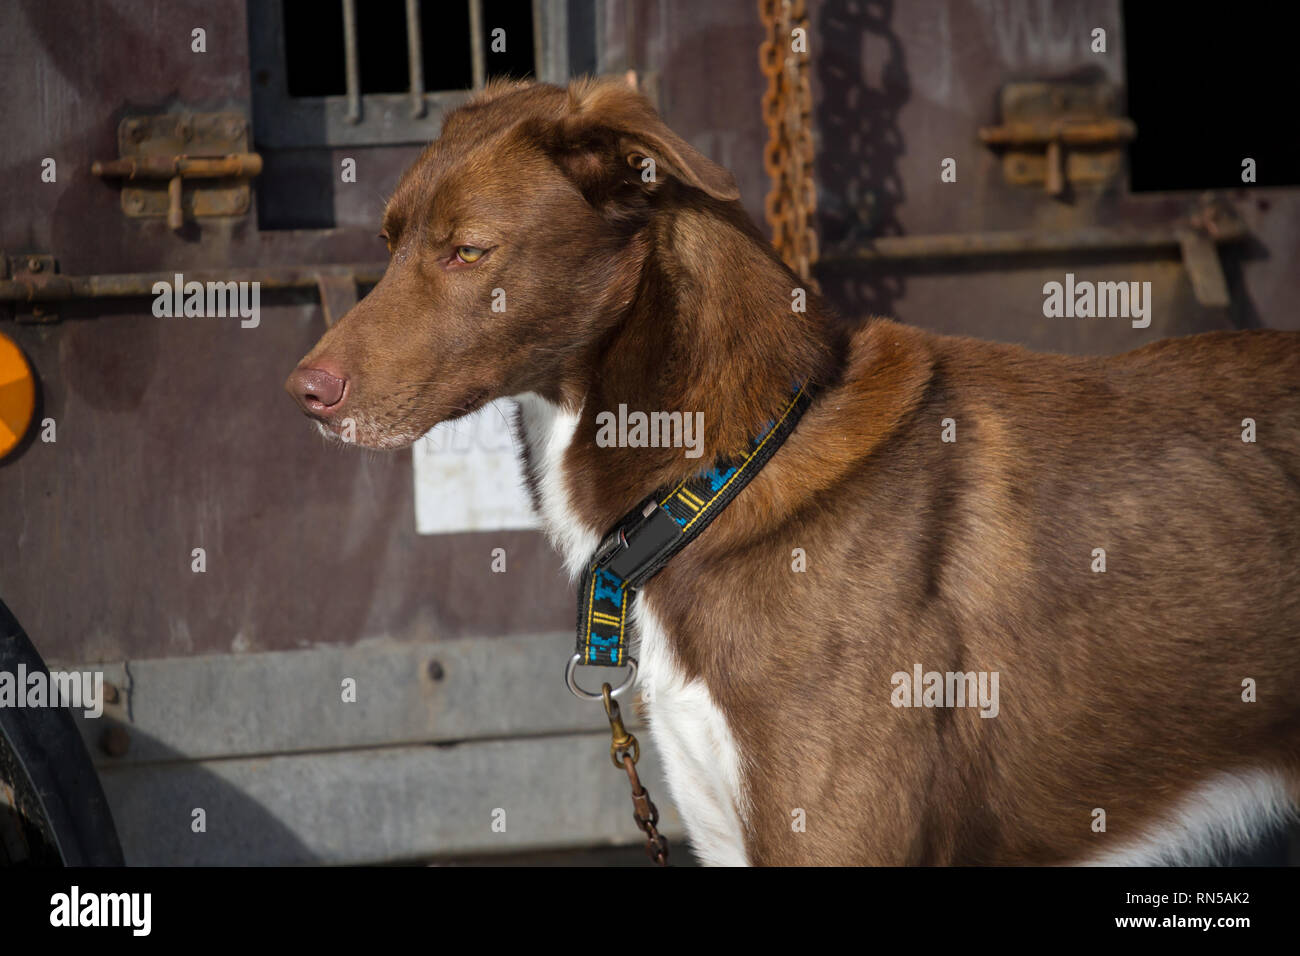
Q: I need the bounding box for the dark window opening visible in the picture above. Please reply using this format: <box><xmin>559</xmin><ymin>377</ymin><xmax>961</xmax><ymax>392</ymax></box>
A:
<box><xmin>357</xmin><ymin>1</ymin><xmax>417</xmax><ymax>94</ymax></box>
<box><xmin>282</xmin><ymin>0</ymin><xmax>534</xmax><ymax>98</ymax></box>
<box><xmin>1123</xmin><ymin>1</ymin><xmax>1299</xmax><ymax>191</ymax></box>
<box><xmin>481</xmin><ymin>0</ymin><xmax>536</xmax><ymax>81</ymax></box>
<box><xmin>283</xmin><ymin>0</ymin><xmax>345</xmax><ymax>96</ymax></box>
<box><xmin>422</xmin><ymin>2</ymin><xmax>474</xmax><ymax>90</ymax></box>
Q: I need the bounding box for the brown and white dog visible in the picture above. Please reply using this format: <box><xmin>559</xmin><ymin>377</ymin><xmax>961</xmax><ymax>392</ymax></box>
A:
<box><xmin>286</xmin><ymin>78</ymin><xmax>1300</xmax><ymax>866</ymax></box>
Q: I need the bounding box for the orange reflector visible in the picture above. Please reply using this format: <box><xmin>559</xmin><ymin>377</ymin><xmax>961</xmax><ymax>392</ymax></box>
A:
<box><xmin>0</xmin><ymin>332</ymin><xmax>36</xmax><ymax>458</ymax></box>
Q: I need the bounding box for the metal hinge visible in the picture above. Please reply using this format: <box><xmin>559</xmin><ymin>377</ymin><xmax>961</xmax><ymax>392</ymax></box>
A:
<box><xmin>979</xmin><ymin>82</ymin><xmax>1136</xmax><ymax>199</ymax></box>
<box><xmin>92</xmin><ymin>112</ymin><xmax>262</xmax><ymax>232</ymax></box>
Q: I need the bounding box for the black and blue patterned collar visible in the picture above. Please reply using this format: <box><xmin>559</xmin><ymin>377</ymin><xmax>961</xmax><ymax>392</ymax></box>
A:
<box><xmin>565</xmin><ymin>383</ymin><xmax>814</xmax><ymax>699</ymax></box>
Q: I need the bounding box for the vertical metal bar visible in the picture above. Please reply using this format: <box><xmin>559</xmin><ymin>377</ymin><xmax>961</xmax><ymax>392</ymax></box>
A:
<box><xmin>343</xmin><ymin>0</ymin><xmax>362</xmax><ymax>124</ymax></box>
<box><xmin>594</xmin><ymin>0</ymin><xmax>606</xmax><ymax>74</ymax></box>
<box><xmin>406</xmin><ymin>0</ymin><xmax>426</xmax><ymax>117</ymax></box>
<box><xmin>469</xmin><ymin>0</ymin><xmax>486</xmax><ymax>89</ymax></box>
<box><xmin>624</xmin><ymin>0</ymin><xmax>636</xmax><ymax>75</ymax></box>
<box><xmin>531</xmin><ymin>0</ymin><xmax>544</xmax><ymax>81</ymax></box>
<box><xmin>536</xmin><ymin>0</ymin><xmax>569</xmax><ymax>83</ymax></box>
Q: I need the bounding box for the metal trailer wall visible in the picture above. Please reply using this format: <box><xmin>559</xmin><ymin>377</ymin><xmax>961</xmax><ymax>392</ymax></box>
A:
<box><xmin>0</xmin><ymin>0</ymin><xmax>1295</xmax><ymax>863</ymax></box>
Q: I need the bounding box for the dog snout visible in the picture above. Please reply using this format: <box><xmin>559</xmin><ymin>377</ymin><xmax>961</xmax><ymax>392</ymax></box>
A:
<box><xmin>286</xmin><ymin>365</ymin><xmax>348</xmax><ymax>417</ymax></box>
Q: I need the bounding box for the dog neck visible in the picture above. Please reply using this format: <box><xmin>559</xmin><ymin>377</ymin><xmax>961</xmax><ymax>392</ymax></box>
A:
<box><xmin>517</xmin><ymin>189</ymin><xmax>844</xmax><ymax>549</ymax></box>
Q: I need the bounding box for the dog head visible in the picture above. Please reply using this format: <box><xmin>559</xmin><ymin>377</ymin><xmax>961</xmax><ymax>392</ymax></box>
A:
<box><xmin>284</xmin><ymin>78</ymin><xmax>738</xmax><ymax>449</ymax></box>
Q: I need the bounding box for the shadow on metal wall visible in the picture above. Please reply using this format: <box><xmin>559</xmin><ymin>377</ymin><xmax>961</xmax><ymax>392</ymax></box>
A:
<box><xmin>815</xmin><ymin>0</ymin><xmax>909</xmax><ymax>321</ymax></box>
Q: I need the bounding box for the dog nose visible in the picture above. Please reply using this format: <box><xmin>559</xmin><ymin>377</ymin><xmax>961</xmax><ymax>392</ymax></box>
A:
<box><xmin>286</xmin><ymin>366</ymin><xmax>347</xmax><ymax>416</ymax></box>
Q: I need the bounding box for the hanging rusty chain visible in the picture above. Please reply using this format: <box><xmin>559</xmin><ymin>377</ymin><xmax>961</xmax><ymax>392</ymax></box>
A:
<box><xmin>603</xmin><ymin>683</ymin><xmax>669</xmax><ymax>866</ymax></box>
<box><xmin>759</xmin><ymin>0</ymin><xmax>818</xmax><ymax>287</ymax></box>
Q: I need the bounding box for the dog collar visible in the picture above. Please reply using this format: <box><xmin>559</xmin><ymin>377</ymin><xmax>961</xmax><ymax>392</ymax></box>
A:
<box><xmin>566</xmin><ymin>383</ymin><xmax>814</xmax><ymax>699</ymax></box>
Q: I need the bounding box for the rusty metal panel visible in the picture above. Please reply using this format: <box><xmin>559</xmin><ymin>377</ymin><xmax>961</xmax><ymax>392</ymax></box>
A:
<box><xmin>0</xmin><ymin>0</ymin><xmax>573</xmax><ymax>665</ymax></box>
<box><xmin>805</xmin><ymin>0</ymin><xmax>1299</xmax><ymax>337</ymax></box>
<box><xmin>1</xmin><ymin>301</ymin><xmax>573</xmax><ymax>664</ymax></box>
<box><xmin>1</xmin><ymin>0</ymin><xmax>1297</xmax><ymax>869</ymax></box>
<box><xmin>0</xmin><ymin>2</ymin><xmax>1294</xmax><ymax>663</ymax></box>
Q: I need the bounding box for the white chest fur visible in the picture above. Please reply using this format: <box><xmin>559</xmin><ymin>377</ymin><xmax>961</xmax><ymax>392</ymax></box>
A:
<box><xmin>511</xmin><ymin>394</ymin><xmax>752</xmax><ymax>866</ymax></box>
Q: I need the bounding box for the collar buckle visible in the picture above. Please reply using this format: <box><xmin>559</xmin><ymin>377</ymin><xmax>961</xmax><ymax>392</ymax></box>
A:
<box><xmin>594</xmin><ymin>499</ymin><xmax>683</xmax><ymax>592</ymax></box>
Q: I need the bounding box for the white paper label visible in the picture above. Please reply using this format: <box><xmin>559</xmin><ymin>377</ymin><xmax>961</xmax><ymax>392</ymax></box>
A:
<box><xmin>412</xmin><ymin>401</ymin><xmax>539</xmax><ymax>534</ymax></box>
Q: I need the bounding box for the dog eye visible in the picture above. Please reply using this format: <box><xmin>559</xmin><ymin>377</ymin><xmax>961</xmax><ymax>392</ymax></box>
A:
<box><xmin>455</xmin><ymin>245</ymin><xmax>486</xmax><ymax>263</ymax></box>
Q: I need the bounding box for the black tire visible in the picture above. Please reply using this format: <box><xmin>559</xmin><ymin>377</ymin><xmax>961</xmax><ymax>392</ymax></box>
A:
<box><xmin>0</xmin><ymin>598</ymin><xmax>124</xmax><ymax>866</ymax></box>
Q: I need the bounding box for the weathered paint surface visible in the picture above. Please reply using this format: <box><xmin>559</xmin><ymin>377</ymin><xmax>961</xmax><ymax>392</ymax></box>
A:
<box><xmin>2</xmin><ymin>0</ymin><xmax>1297</xmax><ymax>669</ymax></box>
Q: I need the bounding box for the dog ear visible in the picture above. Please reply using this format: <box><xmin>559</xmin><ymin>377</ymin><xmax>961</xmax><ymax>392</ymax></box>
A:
<box><xmin>551</xmin><ymin>79</ymin><xmax>740</xmax><ymax>204</ymax></box>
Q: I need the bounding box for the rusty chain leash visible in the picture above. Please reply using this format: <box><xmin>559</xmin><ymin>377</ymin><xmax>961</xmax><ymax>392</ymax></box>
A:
<box><xmin>759</xmin><ymin>0</ymin><xmax>819</xmax><ymax>288</ymax></box>
<box><xmin>602</xmin><ymin>684</ymin><xmax>669</xmax><ymax>865</ymax></box>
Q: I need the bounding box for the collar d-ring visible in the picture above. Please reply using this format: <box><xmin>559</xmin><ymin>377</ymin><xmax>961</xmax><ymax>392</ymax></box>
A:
<box><xmin>566</xmin><ymin>652</ymin><xmax>637</xmax><ymax>701</ymax></box>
